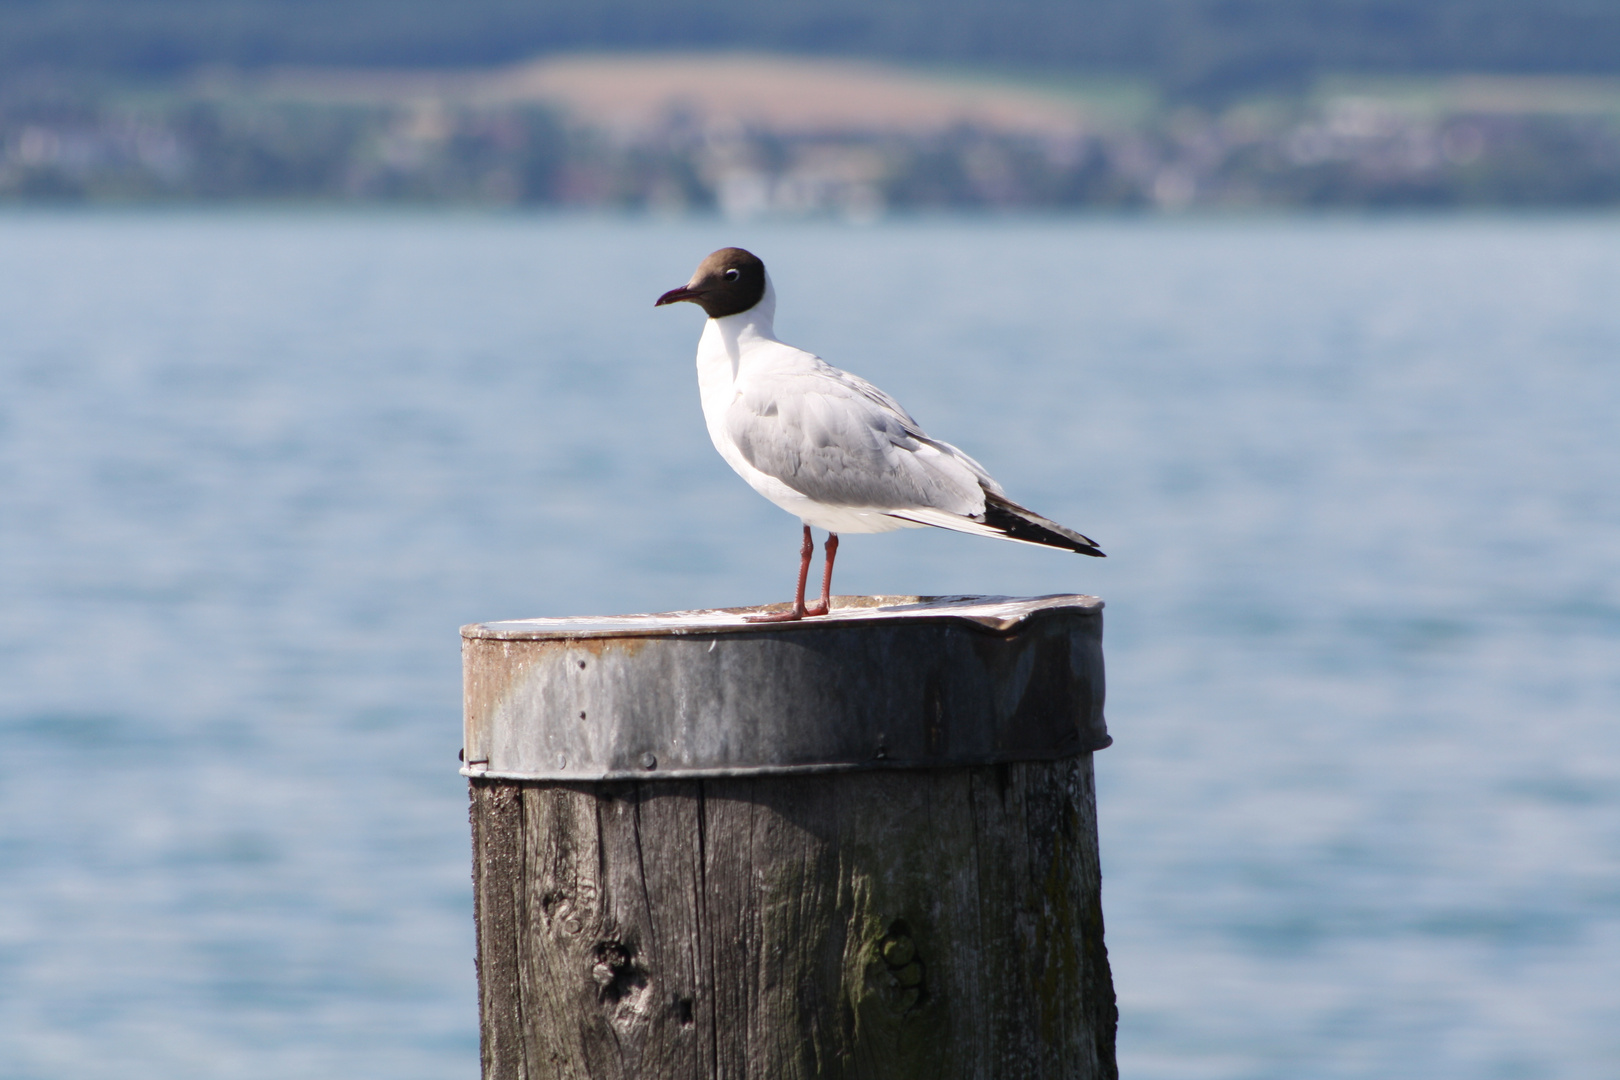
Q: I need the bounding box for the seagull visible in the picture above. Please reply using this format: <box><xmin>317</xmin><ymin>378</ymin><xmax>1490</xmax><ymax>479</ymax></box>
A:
<box><xmin>656</xmin><ymin>247</ymin><xmax>1103</xmax><ymax>622</ymax></box>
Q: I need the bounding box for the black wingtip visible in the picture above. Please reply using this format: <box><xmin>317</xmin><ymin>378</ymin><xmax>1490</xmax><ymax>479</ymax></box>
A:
<box><xmin>983</xmin><ymin>493</ymin><xmax>1105</xmax><ymax>556</ymax></box>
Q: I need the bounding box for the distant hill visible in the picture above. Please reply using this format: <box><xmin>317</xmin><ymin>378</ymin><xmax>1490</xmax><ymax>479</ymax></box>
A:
<box><xmin>6</xmin><ymin>0</ymin><xmax>1620</xmax><ymax>97</ymax></box>
<box><xmin>3</xmin><ymin>49</ymin><xmax>1616</xmax><ymax>209</ymax></box>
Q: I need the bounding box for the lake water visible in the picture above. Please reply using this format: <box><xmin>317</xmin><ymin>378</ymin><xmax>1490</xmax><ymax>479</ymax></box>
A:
<box><xmin>0</xmin><ymin>211</ymin><xmax>1616</xmax><ymax>1079</ymax></box>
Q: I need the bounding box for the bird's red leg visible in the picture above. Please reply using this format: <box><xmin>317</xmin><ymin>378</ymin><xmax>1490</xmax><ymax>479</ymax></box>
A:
<box><xmin>745</xmin><ymin>525</ymin><xmax>814</xmax><ymax>622</ymax></box>
<box><xmin>804</xmin><ymin>533</ymin><xmax>838</xmax><ymax>616</ymax></box>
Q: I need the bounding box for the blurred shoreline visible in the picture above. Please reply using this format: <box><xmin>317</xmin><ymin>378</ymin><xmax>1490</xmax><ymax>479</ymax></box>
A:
<box><xmin>4</xmin><ymin>53</ymin><xmax>1619</xmax><ymax>214</ymax></box>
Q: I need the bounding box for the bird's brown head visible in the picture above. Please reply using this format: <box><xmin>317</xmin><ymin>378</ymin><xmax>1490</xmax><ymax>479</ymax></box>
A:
<box><xmin>655</xmin><ymin>247</ymin><xmax>767</xmax><ymax>319</ymax></box>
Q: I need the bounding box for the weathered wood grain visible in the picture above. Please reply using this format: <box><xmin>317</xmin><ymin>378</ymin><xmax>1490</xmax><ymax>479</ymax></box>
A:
<box><xmin>470</xmin><ymin>781</ymin><xmax>526</xmax><ymax>1080</ymax></box>
<box><xmin>469</xmin><ymin>757</ymin><xmax>1116</xmax><ymax>1080</ymax></box>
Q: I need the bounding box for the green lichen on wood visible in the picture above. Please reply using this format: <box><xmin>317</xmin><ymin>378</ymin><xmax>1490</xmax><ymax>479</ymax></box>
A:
<box><xmin>832</xmin><ymin>873</ymin><xmax>951</xmax><ymax>1080</ymax></box>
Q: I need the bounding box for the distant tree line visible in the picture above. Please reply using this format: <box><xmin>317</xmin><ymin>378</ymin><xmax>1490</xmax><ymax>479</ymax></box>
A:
<box><xmin>4</xmin><ymin>87</ymin><xmax>1617</xmax><ymax>210</ymax></box>
<box><xmin>5</xmin><ymin>0</ymin><xmax>1620</xmax><ymax>97</ymax></box>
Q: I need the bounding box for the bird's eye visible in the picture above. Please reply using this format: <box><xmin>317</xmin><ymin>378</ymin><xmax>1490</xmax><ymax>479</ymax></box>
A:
<box><xmin>724</xmin><ymin>268</ymin><xmax>740</xmax><ymax>281</ymax></box>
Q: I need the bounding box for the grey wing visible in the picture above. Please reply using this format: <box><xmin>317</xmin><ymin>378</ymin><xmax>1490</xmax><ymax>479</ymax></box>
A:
<box><xmin>726</xmin><ymin>366</ymin><xmax>997</xmax><ymax>515</ymax></box>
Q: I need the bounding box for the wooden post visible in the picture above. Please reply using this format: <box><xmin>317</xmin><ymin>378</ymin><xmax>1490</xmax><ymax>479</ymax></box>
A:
<box><xmin>463</xmin><ymin>595</ymin><xmax>1117</xmax><ymax>1080</ymax></box>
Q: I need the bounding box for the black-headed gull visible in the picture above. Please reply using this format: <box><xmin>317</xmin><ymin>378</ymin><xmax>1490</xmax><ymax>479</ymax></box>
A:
<box><xmin>656</xmin><ymin>247</ymin><xmax>1103</xmax><ymax>622</ymax></box>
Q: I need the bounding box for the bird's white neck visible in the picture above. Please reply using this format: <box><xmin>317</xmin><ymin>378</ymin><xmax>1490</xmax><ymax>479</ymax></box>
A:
<box><xmin>701</xmin><ymin>273</ymin><xmax>778</xmax><ymax>365</ymax></box>
<box><xmin>694</xmin><ymin>273</ymin><xmax>777</xmax><ymax>447</ymax></box>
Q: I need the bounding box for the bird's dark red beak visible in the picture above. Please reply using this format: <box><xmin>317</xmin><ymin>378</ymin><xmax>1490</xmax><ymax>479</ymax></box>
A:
<box><xmin>655</xmin><ymin>284</ymin><xmax>705</xmax><ymax>307</ymax></box>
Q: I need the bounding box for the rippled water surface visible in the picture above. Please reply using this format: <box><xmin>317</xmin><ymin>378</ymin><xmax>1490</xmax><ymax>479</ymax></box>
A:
<box><xmin>1</xmin><ymin>211</ymin><xmax>1616</xmax><ymax>1079</ymax></box>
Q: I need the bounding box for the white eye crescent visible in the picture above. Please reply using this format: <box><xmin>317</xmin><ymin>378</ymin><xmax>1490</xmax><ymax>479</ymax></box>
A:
<box><xmin>724</xmin><ymin>268</ymin><xmax>740</xmax><ymax>281</ymax></box>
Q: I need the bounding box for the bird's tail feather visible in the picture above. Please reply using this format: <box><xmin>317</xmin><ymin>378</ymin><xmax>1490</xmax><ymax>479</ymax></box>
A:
<box><xmin>983</xmin><ymin>493</ymin><xmax>1105</xmax><ymax>556</ymax></box>
<box><xmin>886</xmin><ymin>493</ymin><xmax>1105</xmax><ymax>556</ymax></box>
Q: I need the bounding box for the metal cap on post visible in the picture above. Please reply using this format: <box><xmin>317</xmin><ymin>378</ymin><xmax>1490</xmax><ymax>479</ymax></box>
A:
<box><xmin>462</xmin><ymin>594</ymin><xmax>1109</xmax><ymax>780</ymax></box>
<box><xmin>464</xmin><ymin>594</ymin><xmax>1117</xmax><ymax>1080</ymax></box>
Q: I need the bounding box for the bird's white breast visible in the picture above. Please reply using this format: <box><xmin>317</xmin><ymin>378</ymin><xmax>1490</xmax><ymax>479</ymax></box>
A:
<box><xmin>693</xmin><ymin>313</ymin><xmax>915</xmax><ymax>534</ymax></box>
